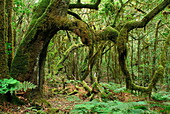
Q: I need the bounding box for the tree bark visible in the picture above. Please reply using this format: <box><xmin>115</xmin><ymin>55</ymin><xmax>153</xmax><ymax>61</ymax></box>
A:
<box><xmin>6</xmin><ymin>0</ymin><xmax>14</xmax><ymax>70</ymax></box>
<box><xmin>0</xmin><ymin>0</ymin><xmax>9</xmax><ymax>79</ymax></box>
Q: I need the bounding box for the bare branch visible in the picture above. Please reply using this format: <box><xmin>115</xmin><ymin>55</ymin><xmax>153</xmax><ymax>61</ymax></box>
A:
<box><xmin>68</xmin><ymin>11</ymin><xmax>82</xmax><ymax>20</ymax></box>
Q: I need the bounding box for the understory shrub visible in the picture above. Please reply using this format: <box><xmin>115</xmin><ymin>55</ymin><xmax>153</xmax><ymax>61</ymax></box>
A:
<box><xmin>0</xmin><ymin>78</ymin><xmax>36</xmax><ymax>94</ymax></box>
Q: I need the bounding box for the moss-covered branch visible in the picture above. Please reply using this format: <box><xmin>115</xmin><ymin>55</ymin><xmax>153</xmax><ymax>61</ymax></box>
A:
<box><xmin>55</xmin><ymin>43</ymin><xmax>84</xmax><ymax>74</ymax></box>
<box><xmin>52</xmin><ymin>17</ymin><xmax>119</xmax><ymax>45</ymax></box>
<box><xmin>125</xmin><ymin>0</ymin><xmax>170</xmax><ymax>31</ymax></box>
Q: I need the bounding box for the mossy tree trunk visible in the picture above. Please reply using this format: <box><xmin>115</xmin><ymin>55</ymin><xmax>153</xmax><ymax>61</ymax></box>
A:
<box><xmin>0</xmin><ymin>0</ymin><xmax>17</xmax><ymax>104</ymax></box>
<box><xmin>6</xmin><ymin>0</ymin><xmax>14</xmax><ymax>70</ymax></box>
<box><xmin>11</xmin><ymin>0</ymin><xmax>67</xmax><ymax>81</ymax></box>
<box><xmin>37</xmin><ymin>38</ymin><xmax>51</xmax><ymax>94</ymax></box>
<box><xmin>0</xmin><ymin>0</ymin><xmax>9</xmax><ymax>79</ymax></box>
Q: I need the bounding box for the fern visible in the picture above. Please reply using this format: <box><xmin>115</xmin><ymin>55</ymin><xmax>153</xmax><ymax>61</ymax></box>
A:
<box><xmin>70</xmin><ymin>100</ymin><xmax>157</xmax><ymax>114</ymax></box>
<box><xmin>0</xmin><ymin>78</ymin><xmax>36</xmax><ymax>94</ymax></box>
<box><xmin>150</xmin><ymin>103</ymin><xmax>170</xmax><ymax>113</ymax></box>
<box><xmin>0</xmin><ymin>78</ymin><xmax>20</xmax><ymax>94</ymax></box>
<box><xmin>16</xmin><ymin>81</ymin><xmax>37</xmax><ymax>92</ymax></box>
<box><xmin>152</xmin><ymin>91</ymin><xmax>170</xmax><ymax>101</ymax></box>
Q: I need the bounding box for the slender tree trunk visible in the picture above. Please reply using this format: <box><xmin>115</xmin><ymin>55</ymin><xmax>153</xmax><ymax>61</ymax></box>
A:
<box><xmin>137</xmin><ymin>38</ymin><xmax>141</xmax><ymax>84</ymax></box>
<box><xmin>6</xmin><ymin>0</ymin><xmax>14</xmax><ymax>70</ymax></box>
<box><xmin>152</xmin><ymin>20</ymin><xmax>161</xmax><ymax>76</ymax></box>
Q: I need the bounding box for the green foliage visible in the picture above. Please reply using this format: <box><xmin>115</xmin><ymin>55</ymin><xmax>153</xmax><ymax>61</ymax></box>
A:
<box><xmin>150</xmin><ymin>103</ymin><xmax>170</xmax><ymax>113</ymax></box>
<box><xmin>70</xmin><ymin>100</ymin><xmax>157</xmax><ymax>114</ymax></box>
<box><xmin>66</xmin><ymin>96</ymin><xmax>82</xmax><ymax>102</ymax></box>
<box><xmin>0</xmin><ymin>78</ymin><xmax>20</xmax><ymax>94</ymax></box>
<box><xmin>163</xmin><ymin>32</ymin><xmax>169</xmax><ymax>37</ymax></box>
<box><xmin>100</xmin><ymin>82</ymin><xmax>126</xmax><ymax>93</ymax></box>
<box><xmin>5</xmin><ymin>43</ymin><xmax>12</xmax><ymax>54</ymax></box>
<box><xmin>152</xmin><ymin>91</ymin><xmax>170</xmax><ymax>101</ymax></box>
<box><xmin>13</xmin><ymin>0</ymin><xmax>33</xmax><ymax>15</ymax></box>
<box><xmin>0</xmin><ymin>78</ymin><xmax>36</xmax><ymax>94</ymax></box>
<box><xmin>16</xmin><ymin>81</ymin><xmax>37</xmax><ymax>92</ymax></box>
<box><xmin>66</xmin><ymin>79</ymin><xmax>81</xmax><ymax>84</ymax></box>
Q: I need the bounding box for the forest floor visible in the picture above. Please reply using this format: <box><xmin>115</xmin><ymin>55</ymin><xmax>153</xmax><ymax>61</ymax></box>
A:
<box><xmin>0</xmin><ymin>79</ymin><xmax>170</xmax><ymax>114</ymax></box>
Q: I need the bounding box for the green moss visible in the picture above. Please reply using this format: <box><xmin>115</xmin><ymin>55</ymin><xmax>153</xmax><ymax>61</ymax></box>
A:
<box><xmin>148</xmin><ymin>65</ymin><xmax>164</xmax><ymax>89</ymax></box>
<box><xmin>10</xmin><ymin>0</ymin><xmax>52</xmax><ymax>81</ymax></box>
<box><xmin>99</xmin><ymin>26</ymin><xmax>119</xmax><ymax>42</ymax></box>
<box><xmin>32</xmin><ymin>0</ymin><xmax>51</xmax><ymax>19</ymax></box>
<box><xmin>10</xmin><ymin>47</ymin><xmax>29</xmax><ymax>80</ymax></box>
<box><xmin>161</xmin><ymin>34</ymin><xmax>170</xmax><ymax>67</ymax></box>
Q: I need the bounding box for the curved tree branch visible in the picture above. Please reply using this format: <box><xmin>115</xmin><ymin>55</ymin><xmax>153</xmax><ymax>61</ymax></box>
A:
<box><xmin>68</xmin><ymin>11</ymin><xmax>82</xmax><ymax>20</ymax></box>
<box><xmin>116</xmin><ymin>0</ymin><xmax>169</xmax><ymax>94</ymax></box>
<box><xmin>55</xmin><ymin>43</ymin><xmax>85</xmax><ymax>75</ymax></box>
<box><xmin>125</xmin><ymin>0</ymin><xmax>170</xmax><ymax>31</ymax></box>
<box><xmin>112</xmin><ymin>0</ymin><xmax>132</xmax><ymax>27</ymax></box>
<box><xmin>69</xmin><ymin>0</ymin><xmax>101</xmax><ymax>10</ymax></box>
<box><xmin>51</xmin><ymin>16</ymin><xmax>119</xmax><ymax>45</ymax></box>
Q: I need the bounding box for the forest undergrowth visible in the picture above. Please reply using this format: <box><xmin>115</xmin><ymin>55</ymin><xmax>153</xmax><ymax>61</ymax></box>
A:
<box><xmin>0</xmin><ymin>76</ymin><xmax>170</xmax><ymax>114</ymax></box>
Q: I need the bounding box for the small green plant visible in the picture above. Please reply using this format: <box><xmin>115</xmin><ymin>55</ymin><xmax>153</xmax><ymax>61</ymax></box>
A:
<box><xmin>0</xmin><ymin>78</ymin><xmax>20</xmax><ymax>94</ymax></box>
<box><xmin>0</xmin><ymin>78</ymin><xmax>36</xmax><ymax>94</ymax></box>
